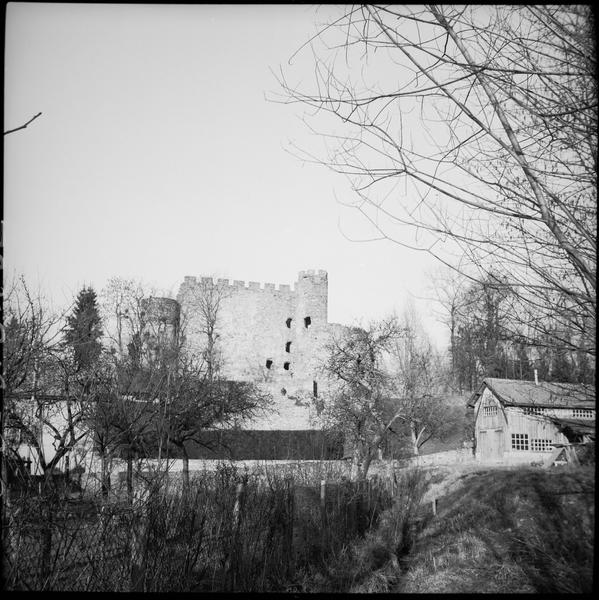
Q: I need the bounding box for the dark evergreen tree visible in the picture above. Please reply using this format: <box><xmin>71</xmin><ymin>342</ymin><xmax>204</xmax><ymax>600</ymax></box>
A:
<box><xmin>515</xmin><ymin>344</ymin><xmax>534</xmax><ymax>381</ymax></box>
<box><xmin>64</xmin><ymin>286</ymin><xmax>103</xmax><ymax>372</ymax></box>
<box><xmin>575</xmin><ymin>349</ymin><xmax>594</xmax><ymax>385</ymax></box>
<box><xmin>451</xmin><ymin>275</ymin><xmax>511</xmax><ymax>391</ymax></box>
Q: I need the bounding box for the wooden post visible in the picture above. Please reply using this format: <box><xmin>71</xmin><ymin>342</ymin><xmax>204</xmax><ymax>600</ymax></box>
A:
<box><xmin>432</xmin><ymin>497</ymin><xmax>438</xmax><ymax>516</ymax></box>
<box><xmin>367</xmin><ymin>478</ymin><xmax>371</xmax><ymax>524</ymax></box>
<box><xmin>285</xmin><ymin>476</ymin><xmax>294</xmax><ymax>578</ymax></box>
<box><xmin>225</xmin><ymin>481</ymin><xmax>245</xmax><ymax>591</ymax></box>
<box><xmin>130</xmin><ymin>502</ymin><xmax>148</xmax><ymax>592</ymax></box>
<box><xmin>320</xmin><ymin>479</ymin><xmax>326</xmax><ymax>553</ymax></box>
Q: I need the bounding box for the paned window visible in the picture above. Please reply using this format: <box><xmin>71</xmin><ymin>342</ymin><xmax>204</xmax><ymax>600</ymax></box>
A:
<box><xmin>572</xmin><ymin>409</ymin><xmax>594</xmax><ymax>418</ymax></box>
<box><xmin>531</xmin><ymin>439</ymin><xmax>554</xmax><ymax>452</ymax></box>
<box><xmin>483</xmin><ymin>405</ymin><xmax>498</xmax><ymax>417</ymax></box>
<box><xmin>523</xmin><ymin>407</ymin><xmax>546</xmax><ymax>416</ymax></box>
<box><xmin>511</xmin><ymin>433</ymin><xmax>529</xmax><ymax>450</ymax></box>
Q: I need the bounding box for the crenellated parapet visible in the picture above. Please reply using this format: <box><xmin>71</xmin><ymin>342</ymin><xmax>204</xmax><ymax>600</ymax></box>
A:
<box><xmin>183</xmin><ymin>271</ymin><xmax>328</xmax><ymax>295</ymax></box>
<box><xmin>180</xmin><ymin>274</ymin><xmax>299</xmax><ymax>295</ymax></box>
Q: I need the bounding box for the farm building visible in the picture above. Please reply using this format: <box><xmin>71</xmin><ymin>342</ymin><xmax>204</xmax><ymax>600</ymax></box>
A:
<box><xmin>468</xmin><ymin>378</ymin><xmax>595</xmax><ymax>466</ymax></box>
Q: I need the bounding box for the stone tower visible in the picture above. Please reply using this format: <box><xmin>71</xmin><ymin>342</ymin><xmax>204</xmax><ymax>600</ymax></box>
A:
<box><xmin>140</xmin><ymin>296</ymin><xmax>180</xmax><ymax>367</ymax></box>
<box><xmin>176</xmin><ymin>270</ymin><xmax>333</xmax><ymax>429</ymax></box>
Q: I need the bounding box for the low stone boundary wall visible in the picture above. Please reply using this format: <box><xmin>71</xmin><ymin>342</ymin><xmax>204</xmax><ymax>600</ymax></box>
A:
<box><xmin>406</xmin><ymin>448</ymin><xmax>476</xmax><ymax>467</ymax></box>
<box><xmin>80</xmin><ymin>449</ymin><xmax>476</xmax><ymax>493</ymax></box>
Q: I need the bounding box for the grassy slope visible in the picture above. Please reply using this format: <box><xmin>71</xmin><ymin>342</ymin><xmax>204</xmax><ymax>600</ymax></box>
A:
<box><xmin>397</xmin><ymin>465</ymin><xmax>595</xmax><ymax>594</ymax></box>
<box><xmin>296</xmin><ymin>465</ymin><xmax>594</xmax><ymax>593</ymax></box>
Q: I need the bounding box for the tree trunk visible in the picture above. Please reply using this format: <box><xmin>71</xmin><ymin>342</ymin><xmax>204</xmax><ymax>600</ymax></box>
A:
<box><xmin>39</xmin><ymin>472</ymin><xmax>56</xmax><ymax>588</ymax></box>
<box><xmin>101</xmin><ymin>451</ymin><xmax>111</xmax><ymax>498</ymax></box>
<box><xmin>182</xmin><ymin>450</ymin><xmax>190</xmax><ymax>493</ymax></box>
<box><xmin>127</xmin><ymin>447</ymin><xmax>134</xmax><ymax>504</ymax></box>
<box><xmin>361</xmin><ymin>452</ymin><xmax>374</xmax><ymax>481</ymax></box>
<box><xmin>350</xmin><ymin>447</ymin><xmax>361</xmax><ymax>481</ymax></box>
<box><xmin>410</xmin><ymin>424</ymin><xmax>420</xmax><ymax>457</ymax></box>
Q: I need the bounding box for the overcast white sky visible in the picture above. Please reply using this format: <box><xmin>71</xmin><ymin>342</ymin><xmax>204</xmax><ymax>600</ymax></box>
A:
<box><xmin>4</xmin><ymin>3</ymin><xmax>446</xmax><ymax>346</ymax></box>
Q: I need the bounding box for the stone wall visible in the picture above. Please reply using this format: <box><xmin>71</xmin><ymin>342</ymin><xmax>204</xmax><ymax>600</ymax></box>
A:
<box><xmin>177</xmin><ymin>270</ymin><xmax>337</xmax><ymax>430</ymax></box>
<box><xmin>140</xmin><ymin>297</ymin><xmax>180</xmax><ymax>363</ymax></box>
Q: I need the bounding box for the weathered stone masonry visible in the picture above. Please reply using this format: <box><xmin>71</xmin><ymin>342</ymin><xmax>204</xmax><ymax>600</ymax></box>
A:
<box><xmin>176</xmin><ymin>270</ymin><xmax>337</xmax><ymax>431</ymax></box>
<box><xmin>136</xmin><ymin>270</ymin><xmax>346</xmax><ymax>458</ymax></box>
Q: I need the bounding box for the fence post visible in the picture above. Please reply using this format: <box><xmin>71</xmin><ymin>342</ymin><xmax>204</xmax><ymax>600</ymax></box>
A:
<box><xmin>130</xmin><ymin>499</ymin><xmax>149</xmax><ymax>592</ymax></box>
<box><xmin>285</xmin><ymin>476</ymin><xmax>294</xmax><ymax>579</ymax></box>
<box><xmin>431</xmin><ymin>497</ymin><xmax>438</xmax><ymax>516</ymax></box>
<box><xmin>225</xmin><ymin>481</ymin><xmax>245</xmax><ymax>591</ymax></box>
<box><xmin>320</xmin><ymin>479</ymin><xmax>326</xmax><ymax>553</ymax></box>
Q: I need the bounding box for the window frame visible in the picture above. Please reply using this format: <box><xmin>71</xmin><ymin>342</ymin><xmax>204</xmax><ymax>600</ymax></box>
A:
<box><xmin>511</xmin><ymin>433</ymin><xmax>529</xmax><ymax>451</ymax></box>
<box><xmin>531</xmin><ymin>438</ymin><xmax>554</xmax><ymax>452</ymax></box>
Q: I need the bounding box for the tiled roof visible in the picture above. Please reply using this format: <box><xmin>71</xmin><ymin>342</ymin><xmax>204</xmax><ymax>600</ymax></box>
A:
<box><xmin>468</xmin><ymin>378</ymin><xmax>595</xmax><ymax>409</ymax></box>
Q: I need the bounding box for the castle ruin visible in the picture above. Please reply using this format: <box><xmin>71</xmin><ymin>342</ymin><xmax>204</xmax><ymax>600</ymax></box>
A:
<box><xmin>176</xmin><ymin>269</ymin><xmax>336</xmax><ymax>430</ymax></box>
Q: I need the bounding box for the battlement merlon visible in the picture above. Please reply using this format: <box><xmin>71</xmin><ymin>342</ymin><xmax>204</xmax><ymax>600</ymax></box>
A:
<box><xmin>297</xmin><ymin>269</ymin><xmax>328</xmax><ymax>282</ymax></box>
<box><xmin>180</xmin><ymin>274</ymin><xmax>297</xmax><ymax>294</ymax></box>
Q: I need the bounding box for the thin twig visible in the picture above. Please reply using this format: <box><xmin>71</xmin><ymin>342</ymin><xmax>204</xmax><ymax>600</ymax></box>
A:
<box><xmin>4</xmin><ymin>112</ymin><xmax>42</xmax><ymax>135</ymax></box>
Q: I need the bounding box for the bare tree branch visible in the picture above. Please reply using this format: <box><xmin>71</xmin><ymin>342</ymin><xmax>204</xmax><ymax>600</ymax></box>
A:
<box><xmin>4</xmin><ymin>112</ymin><xmax>42</xmax><ymax>135</ymax></box>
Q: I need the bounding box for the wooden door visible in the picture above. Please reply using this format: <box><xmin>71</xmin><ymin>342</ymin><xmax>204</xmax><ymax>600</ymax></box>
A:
<box><xmin>492</xmin><ymin>429</ymin><xmax>504</xmax><ymax>461</ymax></box>
<box><xmin>478</xmin><ymin>429</ymin><xmax>504</xmax><ymax>462</ymax></box>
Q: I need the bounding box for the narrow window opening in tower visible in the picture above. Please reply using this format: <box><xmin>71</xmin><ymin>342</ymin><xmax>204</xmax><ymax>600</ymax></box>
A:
<box><xmin>285</xmin><ymin>341</ymin><xmax>292</xmax><ymax>353</ymax></box>
<box><xmin>313</xmin><ymin>381</ymin><xmax>318</xmax><ymax>398</ymax></box>
<box><xmin>304</xmin><ymin>316</ymin><xmax>311</xmax><ymax>329</ymax></box>
<box><xmin>283</xmin><ymin>362</ymin><xmax>290</xmax><ymax>371</ymax></box>
<box><xmin>286</xmin><ymin>318</ymin><xmax>292</xmax><ymax>328</ymax></box>
<box><xmin>265</xmin><ymin>359</ymin><xmax>273</xmax><ymax>369</ymax></box>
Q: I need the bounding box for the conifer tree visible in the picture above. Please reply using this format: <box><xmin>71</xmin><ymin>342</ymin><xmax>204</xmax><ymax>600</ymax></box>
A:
<box><xmin>64</xmin><ymin>286</ymin><xmax>103</xmax><ymax>372</ymax></box>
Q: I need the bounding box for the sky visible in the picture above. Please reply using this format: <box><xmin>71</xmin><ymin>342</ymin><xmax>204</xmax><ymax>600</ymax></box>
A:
<box><xmin>4</xmin><ymin>3</ymin><xmax>446</xmax><ymax>346</ymax></box>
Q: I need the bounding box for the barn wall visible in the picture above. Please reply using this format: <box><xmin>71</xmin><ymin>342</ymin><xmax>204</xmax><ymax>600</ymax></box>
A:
<box><xmin>474</xmin><ymin>388</ymin><xmax>507</xmax><ymax>462</ymax></box>
<box><xmin>474</xmin><ymin>387</ymin><xmax>572</xmax><ymax>465</ymax></box>
<box><xmin>502</xmin><ymin>407</ymin><xmax>568</xmax><ymax>465</ymax></box>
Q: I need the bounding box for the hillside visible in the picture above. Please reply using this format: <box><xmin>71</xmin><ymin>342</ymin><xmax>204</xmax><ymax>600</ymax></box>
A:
<box><xmin>298</xmin><ymin>464</ymin><xmax>594</xmax><ymax>593</ymax></box>
<box><xmin>397</xmin><ymin>465</ymin><xmax>595</xmax><ymax>593</ymax></box>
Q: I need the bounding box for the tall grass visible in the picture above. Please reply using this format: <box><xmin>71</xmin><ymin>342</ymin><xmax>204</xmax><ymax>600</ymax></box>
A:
<box><xmin>292</xmin><ymin>467</ymin><xmax>429</xmax><ymax>593</ymax></box>
<box><xmin>2</xmin><ymin>462</ymin><xmax>407</xmax><ymax>592</ymax></box>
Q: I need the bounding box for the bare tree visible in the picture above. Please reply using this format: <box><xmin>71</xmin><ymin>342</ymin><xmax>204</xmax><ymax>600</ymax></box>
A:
<box><xmin>426</xmin><ymin>267</ymin><xmax>468</xmax><ymax>380</ymax></box>
<box><xmin>388</xmin><ymin>306</ymin><xmax>453</xmax><ymax>455</ymax></box>
<box><xmin>188</xmin><ymin>278</ymin><xmax>230</xmax><ymax>382</ymax></box>
<box><xmin>318</xmin><ymin>311</ymin><xmax>460</xmax><ymax>477</ymax></box>
<box><xmin>2</xmin><ymin>278</ymin><xmax>91</xmax><ymax>488</ymax></box>
<box><xmin>275</xmin><ymin>5</ymin><xmax>596</xmax><ymax>361</ymax></box>
<box><xmin>316</xmin><ymin>317</ymin><xmax>404</xmax><ymax>479</ymax></box>
<box><xmin>164</xmin><ymin>279</ymin><xmax>269</xmax><ymax>488</ymax></box>
<box><xmin>160</xmin><ymin>354</ymin><xmax>270</xmax><ymax>490</ymax></box>
<box><xmin>99</xmin><ymin>277</ymin><xmax>149</xmax><ymax>361</ymax></box>
<box><xmin>99</xmin><ymin>277</ymin><xmax>270</xmax><ymax>491</ymax></box>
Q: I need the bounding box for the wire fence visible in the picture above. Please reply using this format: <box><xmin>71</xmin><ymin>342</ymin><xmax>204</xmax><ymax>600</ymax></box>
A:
<box><xmin>2</xmin><ymin>466</ymin><xmax>410</xmax><ymax>592</ymax></box>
